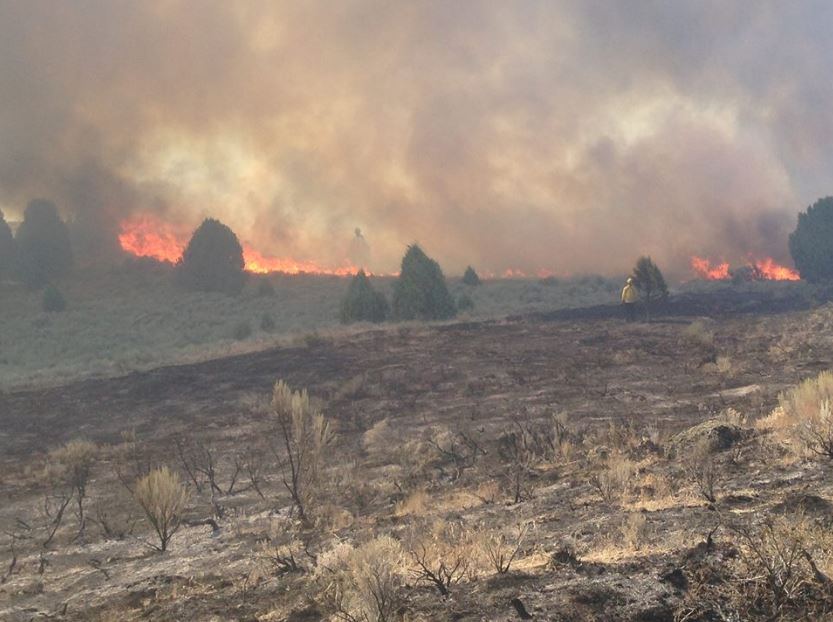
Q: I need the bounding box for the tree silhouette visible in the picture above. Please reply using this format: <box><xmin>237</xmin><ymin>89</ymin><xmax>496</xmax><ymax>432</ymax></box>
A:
<box><xmin>15</xmin><ymin>199</ymin><xmax>73</xmax><ymax>288</ymax></box>
<box><xmin>175</xmin><ymin>218</ymin><xmax>246</xmax><ymax>295</ymax></box>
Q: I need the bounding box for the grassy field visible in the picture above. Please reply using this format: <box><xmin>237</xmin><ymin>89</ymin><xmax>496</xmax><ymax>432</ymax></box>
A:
<box><xmin>0</xmin><ymin>261</ymin><xmax>630</xmax><ymax>390</ymax></box>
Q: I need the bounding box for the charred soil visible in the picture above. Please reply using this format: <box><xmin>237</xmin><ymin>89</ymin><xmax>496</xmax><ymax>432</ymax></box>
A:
<box><xmin>3</xmin><ymin>300</ymin><xmax>833</xmax><ymax>620</ymax></box>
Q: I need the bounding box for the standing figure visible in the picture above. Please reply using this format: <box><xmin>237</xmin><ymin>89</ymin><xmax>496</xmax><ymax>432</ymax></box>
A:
<box><xmin>621</xmin><ymin>276</ymin><xmax>638</xmax><ymax>322</ymax></box>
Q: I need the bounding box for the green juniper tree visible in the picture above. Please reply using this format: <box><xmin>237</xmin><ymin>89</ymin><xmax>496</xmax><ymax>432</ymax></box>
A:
<box><xmin>340</xmin><ymin>269</ymin><xmax>389</xmax><ymax>323</ymax></box>
<box><xmin>462</xmin><ymin>265</ymin><xmax>481</xmax><ymax>286</ymax></box>
<box><xmin>789</xmin><ymin>196</ymin><xmax>833</xmax><ymax>282</ymax></box>
<box><xmin>392</xmin><ymin>244</ymin><xmax>456</xmax><ymax>321</ymax></box>
<box><xmin>175</xmin><ymin>218</ymin><xmax>246</xmax><ymax>295</ymax></box>
<box><xmin>15</xmin><ymin>199</ymin><xmax>73</xmax><ymax>288</ymax></box>
<box><xmin>0</xmin><ymin>210</ymin><xmax>15</xmax><ymax>281</ymax></box>
<box><xmin>632</xmin><ymin>256</ymin><xmax>668</xmax><ymax>320</ymax></box>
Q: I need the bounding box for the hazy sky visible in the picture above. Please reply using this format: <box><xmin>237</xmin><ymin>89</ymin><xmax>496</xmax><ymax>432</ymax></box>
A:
<box><xmin>1</xmin><ymin>1</ymin><xmax>831</xmax><ymax>277</ymax></box>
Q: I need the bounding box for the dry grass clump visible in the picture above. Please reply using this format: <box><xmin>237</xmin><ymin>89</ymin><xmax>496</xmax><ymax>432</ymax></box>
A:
<box><xmin>620</xmin><ymin>513</ymin><xmax>649</xmax><ymax>551</ymax></box>
<box><xmin>590</xmin><ymin>455</ymin><xmax>637</xmax><ymax>502</ymax></box>
<box><xmin>760</xmin><ymin>371</ymin><xmax>833</xmax><ymax>458</ymax></box>
<box><xmin>628</xmin><ymin>471</ymin><xmax>683</xmax><ymax>511</ymax></box>
<box><xmin>314</xmin><ymin>536</ymin><xmax>406</xmax><ymax>622</ymax></box>
<box><xmin>134</xmin><ymin>466</ymin><xmax>190</xmax><ymax>552</ymax></box>
<box><xmin>362</xmin><ymin>417</ymin><xmax>398</xmax><ymax>462</ymax></box>
<box><xmin>394</xmin><ymin>489</ymin><xmax>429</xmax><ymax>517</ymax></box>
<box><xmin>683</xmin><ymin>320</ymin><xmax>715</xmax><ymax>348</ymax></box>
<box><xmin>715</xmin><ymin>355</ymin><xmax>733</xmax><ymax>375</ymax></box>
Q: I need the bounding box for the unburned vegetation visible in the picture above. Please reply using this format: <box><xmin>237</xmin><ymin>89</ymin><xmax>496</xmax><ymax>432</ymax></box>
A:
<box><xmin>3</xmin><ymin>300</ymin><xmax>833</xmax><ymax>620</ymax></box>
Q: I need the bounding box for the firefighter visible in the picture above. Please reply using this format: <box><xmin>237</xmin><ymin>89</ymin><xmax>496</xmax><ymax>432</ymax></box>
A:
<box><xmin>621</xmin><ymin>276</ymin><xmax>639</xmax><ymax>322</ymax></box>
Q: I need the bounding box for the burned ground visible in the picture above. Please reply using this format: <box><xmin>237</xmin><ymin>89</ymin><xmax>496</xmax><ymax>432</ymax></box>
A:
<box><xmin>3</xmin><ymin>299</ymin><xmax>833</xmax><ymax>620</ymax></box>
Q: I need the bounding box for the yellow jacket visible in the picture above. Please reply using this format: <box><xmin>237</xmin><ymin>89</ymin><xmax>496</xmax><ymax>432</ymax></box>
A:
<box><xmin>621</xmin><ymin>283</ymin><xmax>639</xmax><ymax>304</ymax></box>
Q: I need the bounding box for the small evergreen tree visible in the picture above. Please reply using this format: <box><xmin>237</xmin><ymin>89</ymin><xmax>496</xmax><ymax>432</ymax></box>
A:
<box><xmin>632</xmin><ymin>256</ymin><xmax>668</xmax><ymax>320</ymax></box>
<box><xmin>175</xmin><ymin>218</ymin><xmax>246</xmax><ymax>295</ymax></box>
<box><xmin>789</xmin><ymin>196</ymin><xmax>833</xmax><ymax>282</ymax></box>
<box><xmin>392</xmin><ymin>245</ymin><xmax>456</xmax><ymax>321</ymax></box>
<box><xmin>340</xmin><ymin>269</ymin><xmax>389</xmax><ymax>324</ymax></box>
<box><xmin>15</xmin><ymin>199</ymin><xmax>73</xmax><ymax>288</ymax></box>
<box><xmin>462</xmin><ymin>265</ymin><xmax>481</xmax><ymax>286</ymax></box>
<box><xmin>42</xmin><ymin>285</ymin><xmax>67</xmax><ymax>312</ymax></box>
<box><xmin>0</xmin><ymin>210</ymin><xmax>15</xmax><ymax>280</ymax></box>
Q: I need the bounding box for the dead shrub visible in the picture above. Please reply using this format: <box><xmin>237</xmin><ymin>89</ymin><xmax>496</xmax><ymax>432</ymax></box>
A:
<box><xmin>599</xmin><ymin>419</ymin><xmax>643</xmax><ymax>455</ymax></box>
<box><xmin>134</xmin><ymin>466</ymin><xmax>190</xmax><ymax>552</ymax></box>
<box><xmin>427</xmin><ymin>424</ymin><xmax>486</xmax><ymax>481</ymax></box>
<box><xmin>42</xmin><ymin>440</ymin><xmax>98</xmax><ymax>544</ymax></box>
<box><xmin>480</xmin><ymin>522</ymin><xmax>531</xmax><ymax>574</ymax></box>
<box><xmin>686</xmin><ymin>439</ymin><xmax>721</xmax><ymax>504</ymax></box>
<box><xmin>496</xmin><ymin>413</ymin><xmax>565</xmax><ymax>503</ymax></box>
<box><xmin>497</xmin><ymin>423</ymin><xmax>537</xmax><ymax>504</ymax></box>
<box><xmin>315</xmin><ymin>536</ymin><xmax>406</xmax><ymax>622</ymax></box>
<box><xmin>256</xmin><ymin>538</ymin><xmax>306</xmax><ymax>576</ymax></box>
<box><xmin>679</xmin><ymin>516</ymin><xmax>833</xmax><ymax>620</ymax></box>
<box><xmin>406</xmin><ymin>520</ymin><xmax>478</xmax><ymax>596</ymax></box>
<box><xmin>271</xmin><ymin>379</ymin><xmax>334</xmax><ymax>523</ymax></box>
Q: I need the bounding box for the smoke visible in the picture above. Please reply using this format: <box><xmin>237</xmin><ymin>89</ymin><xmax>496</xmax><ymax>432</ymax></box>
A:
<box><xmin>1</xmin><ymin>1</ymin><xmax>831</xmax><ymax>277</ymax></box>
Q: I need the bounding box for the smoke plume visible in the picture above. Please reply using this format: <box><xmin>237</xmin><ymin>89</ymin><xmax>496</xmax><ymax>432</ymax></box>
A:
<box><xmin>1</xmin><ymin>1</ymin><xmax>831</xmax><ymax>277</ymax></box>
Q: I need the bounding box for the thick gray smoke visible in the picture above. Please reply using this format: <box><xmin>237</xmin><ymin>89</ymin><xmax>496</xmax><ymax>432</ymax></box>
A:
<box><xmin>1</xmin><ymin>1</ymin><xmax>831</xmax><ymax>277</ymax></box>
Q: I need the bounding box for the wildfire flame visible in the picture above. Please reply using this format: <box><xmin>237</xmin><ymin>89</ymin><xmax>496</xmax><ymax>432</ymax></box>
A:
<box><xmin>118</xmin><ymin>214</ymin><xmax>362</xmax><ymax>275</ymax></box>
<box><xmin>690</xmin><ymin>256</ymin><xmax>731</xmax><ymax>280</ymax></box>
<box><xmin>691</xmin><ymin>255</ymin><xmax>800</xmax><ymax>281</ymax></box>
<box><xmin>118</xmin><ymin>214</ymin><xmax>184</xmax><ymax>264</ymax></box>
<box><xmin>752</xmin><ymin>257</ymin><xmax>801</xmax><ymax>281</ymax></box>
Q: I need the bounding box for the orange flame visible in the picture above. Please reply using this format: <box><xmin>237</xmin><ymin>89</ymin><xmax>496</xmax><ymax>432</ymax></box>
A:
<box><xmin>118</xmin><ymin>214</ymin><xmax>363</xmax><ymax>275</ymax></box>
<box><xmin>752</xmin><ymin>257</ymin><xmax>800</xmax><ymax>281</ymax></box>
<box><xmin>118</xmin><ymin>214</ymin><xmax>184</xmax><ymax>263</ymax></box>
<box><xmin>691</xmin><ymin>256</ymin><xmax>731</xmax><ymax>280</ymax></box>
<box><xmin>241</xmin><ymin>245</ymin><xmax>359</xmax><ymax>276</ymax></box>
<box><xmin>691</xmin><ymin>255</ymin><xmax>800</xmax><ymax>281</ymax></box>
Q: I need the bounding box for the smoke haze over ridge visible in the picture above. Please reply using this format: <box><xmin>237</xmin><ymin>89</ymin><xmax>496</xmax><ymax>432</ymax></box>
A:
<box><xmin>1</xmin><ymin>1</ymin><xmax>831</xmax><ymax>277</ymax></box>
